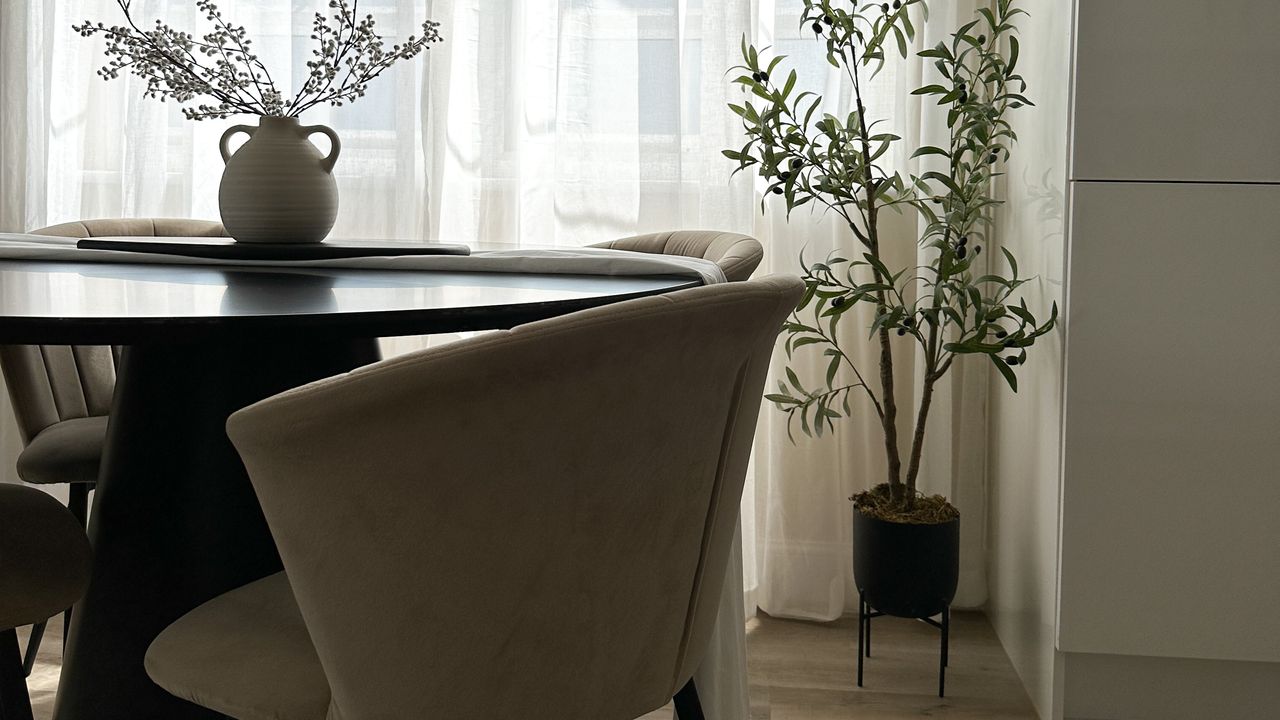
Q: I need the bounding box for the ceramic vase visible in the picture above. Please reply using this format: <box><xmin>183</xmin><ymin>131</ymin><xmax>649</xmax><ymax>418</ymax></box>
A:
<box><xmin>218</xmin><ymin>116</ymin><xmax>341</xmax><ymax>244</ymax></box>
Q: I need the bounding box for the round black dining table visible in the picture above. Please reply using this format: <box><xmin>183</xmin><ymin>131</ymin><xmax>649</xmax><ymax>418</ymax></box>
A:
<box><xmin>0</xmin><ymin>259</ymin><xmax>699</xmax><ymax>719</ymax></box>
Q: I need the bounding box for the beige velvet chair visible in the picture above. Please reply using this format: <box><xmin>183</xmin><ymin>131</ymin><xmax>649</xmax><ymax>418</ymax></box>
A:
<box><xmin>0</xmin><ymin>483</ymin><xmax>92</xmax><ymax>720</ymax></box>
<box><xmin>591</xmin><ymin>230</ymin><xmax>764</xmax><ymax>283</ymax></box>
<box><xmin>144</xmin><ymin>275</ymin><xmax>803</xmax><ymax>720</ymax></box>
<box><xmin>0</xmin><ymin>218</ymin><xmax>228</xmax><ymax>668</ymax></box>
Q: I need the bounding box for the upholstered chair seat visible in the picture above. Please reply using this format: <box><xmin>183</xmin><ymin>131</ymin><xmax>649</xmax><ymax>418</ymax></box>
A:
<box><xmin>145</xmin><ymin>276</ymin><xmax>802</xmax><ymax>720</ymax></box>
<box><xmin>590</xmin><ymin>230</ymin><xmax>764</xmax><ymax>282</ymax></box>
<box><xmin>15</xmin><ymin>416</ymin><xmax>108</xmax><ymax>487</ymax></box>
<box><xmin>146</xmin><ymin>573</ymin><xmax>328</xmax><ymax>720</ymax></box>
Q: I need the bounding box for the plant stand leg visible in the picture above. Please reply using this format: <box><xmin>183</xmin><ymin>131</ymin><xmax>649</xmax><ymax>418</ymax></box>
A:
<box><xmin>939</xmin><ymin>605</ymin><xmax>950</xmax><ymax>698</ymax></box>
<box><xmin>856</xmin><ymin>591</ymin><xmax>865</xmax><ymax>687</ymax></box>
<box><xmin>864</xmin><ymin>599</ymin><xmax>872</xmax><ymax>658</ymax></box>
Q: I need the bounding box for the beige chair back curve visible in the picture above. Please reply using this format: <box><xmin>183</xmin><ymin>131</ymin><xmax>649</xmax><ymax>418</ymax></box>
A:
<box><xmin>0</xmin><ymin>219</ymin><xmax>229</xmax><ymax>442</ymax></box>
<box><xmin>0</xmin><ymin>483</ymin><xmax>92</xmax><ymax>629</ymax></box>
<box><xmin>31</xmin><ymin>217</ymin><xmax>229</xmax><ymax>239</ymax></box>
<box><xmin>591</xmin><ymin>230</ymin><xmax>764</xmax><ymax>282</ymax></box>
<box><xmin>227</xmin><ymin>275</ymin><xmax>803</xmax><ymax>720</ymax></box>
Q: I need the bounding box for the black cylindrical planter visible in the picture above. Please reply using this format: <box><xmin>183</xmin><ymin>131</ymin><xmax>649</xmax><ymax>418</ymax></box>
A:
<box><xmin>852</xmin><ymin>508</ymin><xmax>959</xmax><ymax>619</ymax></box>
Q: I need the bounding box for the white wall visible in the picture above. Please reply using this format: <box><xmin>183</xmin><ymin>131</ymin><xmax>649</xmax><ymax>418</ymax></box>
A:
<box><xmin>985</xmin><ymin>0</ymin><xmax>1071</xmax><ymax>716</ymax></box>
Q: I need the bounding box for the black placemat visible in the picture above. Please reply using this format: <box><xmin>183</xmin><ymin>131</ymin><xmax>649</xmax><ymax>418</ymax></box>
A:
<box><xmin>78</xmin><ymin>237</ymin><xmax>470</xmax><ymax>261</ymax></box>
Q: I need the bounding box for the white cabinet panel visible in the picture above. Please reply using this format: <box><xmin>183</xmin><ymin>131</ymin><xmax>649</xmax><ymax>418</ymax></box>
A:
<box><xmin>1072</xmin><ymin>0</ymin><xmax>1280</xmax><ymax>182</ymax></box>
<box><xmin>1059</xmin><ymin>181</ymin><xmax>1280</xmax><ymax>661</ymax></box>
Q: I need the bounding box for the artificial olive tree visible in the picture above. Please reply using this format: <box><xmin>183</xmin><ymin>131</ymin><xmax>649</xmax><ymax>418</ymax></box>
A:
<box><xmin>726</xmin><ymin>0</ymin><xmax>1055</xmax><ymax>516</ymax></box>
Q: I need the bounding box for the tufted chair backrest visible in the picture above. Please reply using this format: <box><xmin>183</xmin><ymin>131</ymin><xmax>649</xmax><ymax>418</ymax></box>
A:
<box><xmin>31</xmin><ymin>217</ymin><xmax>230</xmax><ymax>239</ymax></box>
<box><xmin>0</xmin><ymin>346</ymin><xmax>117</xmax><ymax>444</ymax></box>
<box><xmin>591</xmin><ymin>230</ymin><xmax>765</xmax><ymax>283</ymax></box>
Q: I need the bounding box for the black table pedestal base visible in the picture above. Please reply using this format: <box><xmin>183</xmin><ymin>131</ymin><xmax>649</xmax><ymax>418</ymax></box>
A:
<box><xmin>53</xmin><ymin>338</ymin><xmax>380</xmax><ymax>720</ymax></box>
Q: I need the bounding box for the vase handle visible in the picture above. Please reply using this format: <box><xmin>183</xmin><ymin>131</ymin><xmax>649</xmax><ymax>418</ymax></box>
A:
<box><xmin>302</xmin><ymin>124</ymin><xmax>341</xmax><ymax>173</ymax></box>
<box><xmin>218</xmin><ymin>124</ymin><xmax>256</xmax><ymax>164</ymax></box>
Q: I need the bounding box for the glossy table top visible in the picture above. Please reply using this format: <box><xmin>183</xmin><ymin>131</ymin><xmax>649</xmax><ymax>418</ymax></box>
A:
<box><xmin>0</xmin><ymin>259</ymin><xmax>700</xmax><ymax>344</ymax></box>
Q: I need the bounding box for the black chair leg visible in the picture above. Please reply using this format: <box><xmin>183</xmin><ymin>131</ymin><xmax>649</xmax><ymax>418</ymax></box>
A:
<box><xmin>939</xmin><ymin>605</ymin><xmax>950</xmax><ymax>698</ymax></box>
<box><xmin>67</xmin><ymin>483</ymin><xmax>90</xmax><ymax>529</ymax></box>
<box><xmin>20</xmin><ymin>622</ymin><xmax>45</xmax><ymax>678</ymax></box>
<box><xmin>856</xmin><ymin>590</ymin><xmax>865</xmax><ymax>687</ymax></box>
<box><xmin>1</xmin><ymin>628</ymin><xmax>35</xmax><ymax>720</ymax></box>
<box><xmin>62</xmin><ymin>483</ymin><xmax>92</xmax><ymax>650</ymax></box>
<box><xmin>672</xmin><ymin>677</ymin><xmax>705</xmax><ymax>720</ymax></box>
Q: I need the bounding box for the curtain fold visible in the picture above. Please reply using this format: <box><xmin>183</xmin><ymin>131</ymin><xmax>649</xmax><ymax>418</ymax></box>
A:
<box><xmin>0</xmin><ymin>0</ymin><xmax>989</xmax><ymax>622</ymax></box>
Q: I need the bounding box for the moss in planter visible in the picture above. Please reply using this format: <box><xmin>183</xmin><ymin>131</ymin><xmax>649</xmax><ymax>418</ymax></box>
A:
<box><xmin>851</xmin><ymin>483</ymin><xmax>960</xmax><ymax>525</ymax></box>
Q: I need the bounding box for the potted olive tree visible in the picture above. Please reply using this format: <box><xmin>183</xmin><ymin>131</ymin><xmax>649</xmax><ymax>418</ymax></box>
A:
<box><xmin>725</xmin><ymin>0</ymin><xmax>1055</xmax><ymax>696</ymax></box>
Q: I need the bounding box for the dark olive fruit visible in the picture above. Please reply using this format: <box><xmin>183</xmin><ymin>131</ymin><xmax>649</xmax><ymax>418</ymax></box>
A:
<box><xmin>896</xmin><ymin>327</ymin><xmax>907</xmax><ymax>336</ymax></box>
<box><xmin>772</xmin><ymin>186</ymin><xmax>784</xmax><ymax>195</ymax></box>
<box><xmin>973</xmin><ymin>245</ymin><xmax>981</xmax><ymax>254</ymax></box>
<box><xmin>1010</xmin><ymin>102</ymin><xmax>1023</xmax><ymax>109</ymax></box>
<box><xmin>791</xmin><ymin>158</ymin><xmax>804</xmax><ymax>169</ymax></box>
<box><xmin>779</xmin><ymin>171</ymin><xmax>791</xmax><ymax>180</ymax></box>
<box><xmin>903</xmin><ymin>317</ymin><xmax>915</xmax><ymax>327</ymax></box>
<box><xmin>760</xmin><ymin>71</ymin><xmax>770</xmax><ymax>82</ymax></box>
<box><xmin>978</xmin><ymin>34</ymin><xmax>986</xmax><ymax>44</ymax></box>
<box><xmin>881</xmin><ymin>3</ymin><xmax>889</xmax><ymax>13</ymax></box>
<box><xmin>959</xmin><ymin>91</ymin><xmax>968</xmax><ymax>103</ymax></box>
<box><xmin>995</xmin><ymin>329</ymin><xmax>1008</xmax><ymax>339</ymax></box>
<box><xmin>751</xmin><ymin>72</ymin><xmax>762</xmax><ymax>82</ymax></box>
<box><xmin>956</xmin><ymin>247</ymin><xmax>968</xmax><ymax>259</ymax></box>
<box><xmin>989</xmin><ymin>153</ymin><xmax>999</xmax><ymax>164</ymax></box>
<box><xmin>824</xmin><ymin>15</ymin><xmax>834</xmax><ymax>24</ymax></box>
<box><xmin>813</xmin><ymin>21</ymin><xmax>823</xmax><ymax>33</ymax></box>
<box><xmin>1005</xmin><ymin>356</ymin><xmax>1019</xmax><ymax>365</ymax></box>
<box><xmin>832</xmin><ymin>296</ymin><xmax>846</xmax><ymax>307</ymax></box>
<box><xmin>893</xmin><ymin>0</ymin><xmax>901</xmax><ymax>8</ymax></box>
<box><xmin>958</xmin><ymin>235</ymin><xmax>968</xmax><ymax>246</ymax></box>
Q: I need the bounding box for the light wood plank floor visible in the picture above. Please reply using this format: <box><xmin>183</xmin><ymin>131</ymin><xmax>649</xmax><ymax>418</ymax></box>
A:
<box><xmin>22</xmin><ymin>610</ymin><xmax>1035</xmax><ymax>719</ymax></box>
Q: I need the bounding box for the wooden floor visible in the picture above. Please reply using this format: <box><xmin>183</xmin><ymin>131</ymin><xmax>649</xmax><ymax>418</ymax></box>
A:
<box><xmin>22</xmin><ymin>610</ymin><xmax>1035</xmax><ymax>719</ymax></box>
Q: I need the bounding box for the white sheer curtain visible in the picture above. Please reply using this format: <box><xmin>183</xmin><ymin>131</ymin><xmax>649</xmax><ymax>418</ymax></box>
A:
<box><xmin>0</xmin><ymin>0</ymin><xmax>989</xmax><ymax>630</ymax></box>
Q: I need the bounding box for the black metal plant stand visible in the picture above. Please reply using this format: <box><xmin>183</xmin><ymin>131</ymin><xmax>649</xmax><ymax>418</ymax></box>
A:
<box><xmin>857</xmin><ymin>590</ymin><xmax>950</xmax><ymax>697</ymax></box>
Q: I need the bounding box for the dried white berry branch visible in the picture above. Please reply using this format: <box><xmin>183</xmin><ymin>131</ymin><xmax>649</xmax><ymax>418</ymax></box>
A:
<box><xmin>74</xmin><ymin>0</ymin><xmax>442</xmax><ymax>121</ymax></box>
